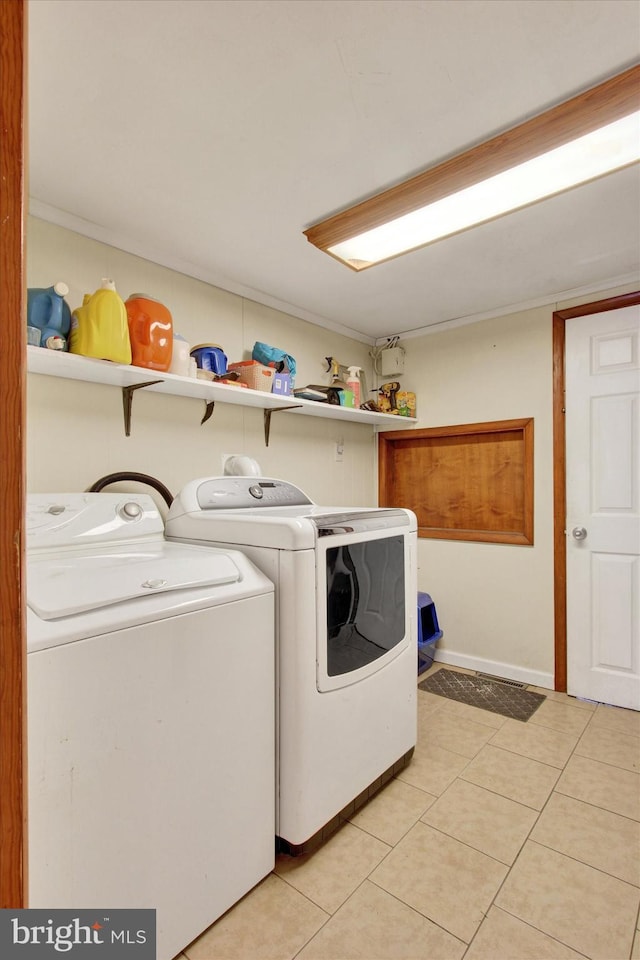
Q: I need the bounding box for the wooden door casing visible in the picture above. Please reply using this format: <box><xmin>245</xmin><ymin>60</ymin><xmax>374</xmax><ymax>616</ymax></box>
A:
<box><xmin>0</xmin><ymin>0</ymin><xmax>27</xmax><ymax>907</ymax></box>
<box><xmin>552</xmin><ymin>290</ymin><xmax>640</xmax><ymax>691</ymax></box>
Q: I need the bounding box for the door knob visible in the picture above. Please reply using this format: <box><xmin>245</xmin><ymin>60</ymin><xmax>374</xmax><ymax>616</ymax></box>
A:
<box><xmin>571</xmin><ymin>526</ymin><xmax>588</xmax><ymax>541</ymax></box>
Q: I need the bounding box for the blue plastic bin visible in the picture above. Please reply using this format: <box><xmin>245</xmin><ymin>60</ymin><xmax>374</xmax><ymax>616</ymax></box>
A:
<box><xmin>417</xmin><ymin>592</ymin><xmax>443</xmax><ymax>674</ymax></box>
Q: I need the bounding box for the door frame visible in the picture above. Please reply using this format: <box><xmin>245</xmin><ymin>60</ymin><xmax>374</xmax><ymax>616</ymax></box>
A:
<box><xmin>552</xmin><ymin>289</ymin><xmax>640</xmax><ymax>691</ymax></box>
<box><xmin>0</xmin><ymin>0</ymin><xmax>27</xmax><ymax>907</ymax></box>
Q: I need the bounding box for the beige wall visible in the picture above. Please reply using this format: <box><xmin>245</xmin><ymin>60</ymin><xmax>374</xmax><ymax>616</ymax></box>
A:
<box><xmin>404</xmin><ymin>282</ymin><xmax>638</xmax><ymax>687</ymax></box>
<box><xmin>26</xmin><ymin>217</ymin><xmax>377</xmax><ymax>510</ymax></box>
<box><xmin>26</xmin><ymin>216</ymin><xmax>638</xmax><ymax>687</ymax></box>
<box><xmin>403</xmin><ymin>307</ymin><xmax>555</xmax><ymax>685</ymax></box>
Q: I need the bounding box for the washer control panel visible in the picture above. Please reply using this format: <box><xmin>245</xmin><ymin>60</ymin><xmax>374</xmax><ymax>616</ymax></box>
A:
<box><xmin>196</xmin><ymin>477</ymin><xmax>313</xmax><ymax>510</ymax></box>
<box><xmin>27</xmin><ymin>493</ymin><xmax>163</xmax><ymax>549</ymax></box>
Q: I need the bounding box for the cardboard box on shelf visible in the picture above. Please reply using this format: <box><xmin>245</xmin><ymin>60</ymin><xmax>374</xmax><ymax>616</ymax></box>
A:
<box><xmin>271</xmin><ymin>372</ymin><xmax>292</xmax><ymax>396</ymax></box>
<box><xmin>396</xmin><ymin>391</ymin><xmax>416</xmax><ymax>417</ymax></box>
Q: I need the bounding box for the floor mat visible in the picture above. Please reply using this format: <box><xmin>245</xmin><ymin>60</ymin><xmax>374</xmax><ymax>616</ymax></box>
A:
<box><xmin>418</xmin><ymin>668</ymin><xmax>545</xmax><ymax>721</ymax></box>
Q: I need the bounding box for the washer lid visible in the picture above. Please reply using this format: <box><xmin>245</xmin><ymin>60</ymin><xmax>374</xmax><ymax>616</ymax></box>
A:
<box><xmin>27</xmin><ymin>544</ymin><xmax>241</xmax><ymax>620</ymax></box>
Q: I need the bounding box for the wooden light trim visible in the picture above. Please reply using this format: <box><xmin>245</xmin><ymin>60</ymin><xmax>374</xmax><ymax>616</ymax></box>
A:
<box><xmin>304</xmin><ymin>64</ymin><xmax>640</xmax><ymax>269</ymax></box>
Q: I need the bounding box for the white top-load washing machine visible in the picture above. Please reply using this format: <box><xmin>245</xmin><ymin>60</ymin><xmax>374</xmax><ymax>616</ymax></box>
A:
<box><xmin>27</xmin><ymin>493</ymin><xmax>275</xmax><ymax>960</ymax></box>
<box><xmin>166</xmin><ymin>477</ymin><xmax>417</xmax><ymax>855</ymax></box>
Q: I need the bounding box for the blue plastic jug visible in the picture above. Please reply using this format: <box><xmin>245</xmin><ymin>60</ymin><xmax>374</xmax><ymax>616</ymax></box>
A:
<box><xmin>27</xmin><ymin>282</ymin><xmax>72</xmax><ymax>349</ymax></box>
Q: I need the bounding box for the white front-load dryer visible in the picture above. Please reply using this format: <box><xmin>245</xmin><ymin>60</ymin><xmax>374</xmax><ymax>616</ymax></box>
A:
<box><xmin>27</xmin><ymin>493</ymin><xmax>275</xmax><ymax>960</ymax></box>
<box><xmin>166</xmin><ymin>477</ymin><xmax>418</xmax><ymax>855</ymax></box>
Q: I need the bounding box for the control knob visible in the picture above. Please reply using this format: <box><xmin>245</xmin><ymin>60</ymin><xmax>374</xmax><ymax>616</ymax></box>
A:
<box><xmin>119</xmin><ymin>501</ymin><xmax>143</xmax><ymax>521</ymax></box>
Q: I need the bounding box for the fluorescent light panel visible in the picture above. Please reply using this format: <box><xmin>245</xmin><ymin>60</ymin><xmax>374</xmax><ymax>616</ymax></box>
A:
<box><xmin>304</xmin><ymin>65</ymin><xmax>640</xmax><ymax>270</ymax></box>
<box><xmin>329</xmin><ymin>113</ymin><xmax>639</xmax><ymax>266</ymax></box>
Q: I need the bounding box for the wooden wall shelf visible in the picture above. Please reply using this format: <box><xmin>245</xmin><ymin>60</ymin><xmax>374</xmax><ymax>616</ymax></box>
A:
<box><xmin>27</xmin><ymin>347</ymin><xmax>417</xmax><ymax>444</ymax></box>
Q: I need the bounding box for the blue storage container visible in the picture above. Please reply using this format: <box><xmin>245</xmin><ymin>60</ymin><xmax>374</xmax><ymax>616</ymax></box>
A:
<box><xmin>27</xmin><ymin>282</ymin><xmax>71</xmax><ymax>349</ymax></box>
<box><xmin>417</xmin><ymin>592</ymin><xmax>443</xmax><ymax>674</ymax></box>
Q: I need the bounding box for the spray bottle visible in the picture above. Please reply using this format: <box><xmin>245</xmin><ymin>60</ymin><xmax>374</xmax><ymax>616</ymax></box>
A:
<box><xmin>346</xmin><ymin>366</ymin><xmax>362</xmax><ymax>408</ymax></box>
<box><xmin>326</xmin><ymin>356</ymin><xmax>345</xmax><ymax>387</ymax></box>
<box><xmin>325</xmin><ymin>356</ymin><xmax>353</xmax><ymax>406</ymax></box>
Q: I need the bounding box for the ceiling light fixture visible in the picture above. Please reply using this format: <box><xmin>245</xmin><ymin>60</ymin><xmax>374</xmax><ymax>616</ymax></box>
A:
<box><xmin>303</xmin><ymin>64</ymin><xmax>640</xmax><ymax>271</ymax></box>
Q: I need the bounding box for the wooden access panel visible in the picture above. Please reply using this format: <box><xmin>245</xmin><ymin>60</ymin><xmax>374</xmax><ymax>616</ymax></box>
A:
<box><xmin>379</xmin><ymin>419</ymin><xmax>534</xmax><ymax>545</ymax></box>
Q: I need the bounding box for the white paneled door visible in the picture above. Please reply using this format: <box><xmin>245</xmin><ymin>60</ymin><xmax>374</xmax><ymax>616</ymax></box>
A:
<box><xmin>566</xmin><ymin>305</ymin><xmax>640</xmax><ymax>709</ymax></box>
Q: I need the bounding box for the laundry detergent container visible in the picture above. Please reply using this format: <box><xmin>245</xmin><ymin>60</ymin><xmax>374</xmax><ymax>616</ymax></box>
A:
<box><xmin>126</xmin><ymin>294</ymin><xmax>173</xmax><ymax>371</ymax></box>
<box><xmin>190</xmin><ymin>344</ymin><xmax>227</xmax><ymax>376</ymax></box>
<box><xmin>27</xmin><ymin>281</ymin><xmax>71</xmax><ymax>349</ymax></box>
<box><xmin>69</xmin><ymin>279</ymin><xmax>132</xmax><ymax>364</ymax></box>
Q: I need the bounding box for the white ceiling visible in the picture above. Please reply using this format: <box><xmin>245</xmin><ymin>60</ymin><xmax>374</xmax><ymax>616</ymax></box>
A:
<box><xmin>27</xmin><ymin>0</ymin><xmax>640</xmax><ymax>344</ymax></box>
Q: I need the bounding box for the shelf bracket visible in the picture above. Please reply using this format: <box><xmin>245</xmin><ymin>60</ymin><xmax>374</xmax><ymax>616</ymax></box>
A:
<box><xmin>121</xmin><ymin>380</ymin><xmax>164</xmax><ymax>436</ymax></box>
<box><xmin>201</xmin><ymin>400</ymin><xmax>215</xmax><ymax>425</ymax></box>
<box><xmin>263</xmin><ymin>405</ymin><xmax>303</xmax><ymax>446</ymax></box>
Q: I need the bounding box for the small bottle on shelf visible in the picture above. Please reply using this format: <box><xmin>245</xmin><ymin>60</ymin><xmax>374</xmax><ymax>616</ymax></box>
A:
<box><xmin>346</xmin><ymin>366</ymin><xmax>362</xmax><ymax>408</ymax></box>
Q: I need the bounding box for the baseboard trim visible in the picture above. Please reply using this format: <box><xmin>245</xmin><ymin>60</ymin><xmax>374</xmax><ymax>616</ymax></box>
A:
<box><xmin>433</xmin><ymin>649</ymin><xmax>554</xmax><ymax>690</ymax></box>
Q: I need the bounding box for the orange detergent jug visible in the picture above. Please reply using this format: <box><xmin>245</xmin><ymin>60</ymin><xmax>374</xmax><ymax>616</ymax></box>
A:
<box><xmin>69</xmin><ymin>279</ymin><xmax>132</xmax><ymax>364</ymax></box>
<box><xmin>125</xmin><ymin>294</ymin><xmax>173</xmax><ymax>371</ymax></box>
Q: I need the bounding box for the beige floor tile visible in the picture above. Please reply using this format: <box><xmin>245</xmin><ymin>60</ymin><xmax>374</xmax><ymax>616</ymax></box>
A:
<box><xmin>460</xmin><ymin>744</ymin><xmax>560</xmax><ymax>809</ymax></box>
<box><xmin>348</xmin><ymin>777</ymin><xmax>436</xmax><ymax>846</ymax></box>
<box><xmin>526</xmin><ymin>698</ymin><xmax>592</xmax><ymax>737</ymax></box>
<box><xmin>421</xmin><ymin>778</ymin><xmax>537</xmax><ymax>865</ymax></box>
<box><xmin>184</xmin><ymin>874</ymin><xmax>328</xmax><ymax>960</ymax></box>
<box><xmin>417</xmin><ymin>709</ymin><xmax>496</xmax><ymax>759</ymax></box>
<box><xmin>274</xmin><ymin>822</ymin><xmax>389</xmax><ymax>914</ymax></box>
<box><xmin>575</xmin><ymin>723</ymin><xmax>640</xmax><ymax>773</ymax></box>
<box><xmin>530</xmin><ymin>791</ymin><xmax>640</xmax><ymax>885</ymax></box>
<box><xmin>417</xmin><ymin>690</ymin><xmax>448</xmax><ymax>718</ymax></box>
<box><xmin>370</xmin><ymin>821</ymin><xmax>508</xmax><ymax>943</ymax></box>
<box><xmin>297</xmin><ymin>880</ymin><xmax>466</xmax><ymax>960</ymax></box>
<box><xmin>426</xmin><ymin>695</ymin><xmax>507</xmax><ymax>730</ymax></box>
<box><xmin>591</xmin><ymin>702</ymin><xmax>640</xmax><ymax>739</ymax></box>
<box><xmin>488</xmin><ymin>717</ymin><xmax>578</xmax><ymax>768</ymax></box>
<box><xmin>464</xmin><ymin>906</ymin><xmax>588</xmax><ymax>959</ymax></box>
<box><xmin>395</xmin><ymin>741</ymin><xmax>469</xmax><ymax>796</ymax></box>
<box><xmin>495</xmin><ymin>841</ymin><xmax>640</xmax><ymax>959</ymax></box>
<box><xmin>555</xmin><ymin>754</ymin><xmax>640</xmax><ymax>820</ymax></box>
<box><xmin>527</xmin><ymin>687</ymin><xmax>596</xmax><ymax>712</ymax></box>
<box><xmin>633</xmin><ymin>929</ymin><xmax>640</xmax><ymax>960</ymax></box>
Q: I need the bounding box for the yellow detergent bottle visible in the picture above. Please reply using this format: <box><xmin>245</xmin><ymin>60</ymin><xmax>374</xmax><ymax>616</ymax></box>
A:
<box><xmin>69</xmin><ymin>278</ymin><xmax>132</xmax><ymax>363</ymax></box>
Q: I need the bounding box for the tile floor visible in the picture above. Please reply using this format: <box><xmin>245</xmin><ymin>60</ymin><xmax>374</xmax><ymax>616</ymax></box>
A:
<box><xmin>181</xmin><ymin>664</ymin><xmax>640</xmax><ymax>960</ymax></box>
